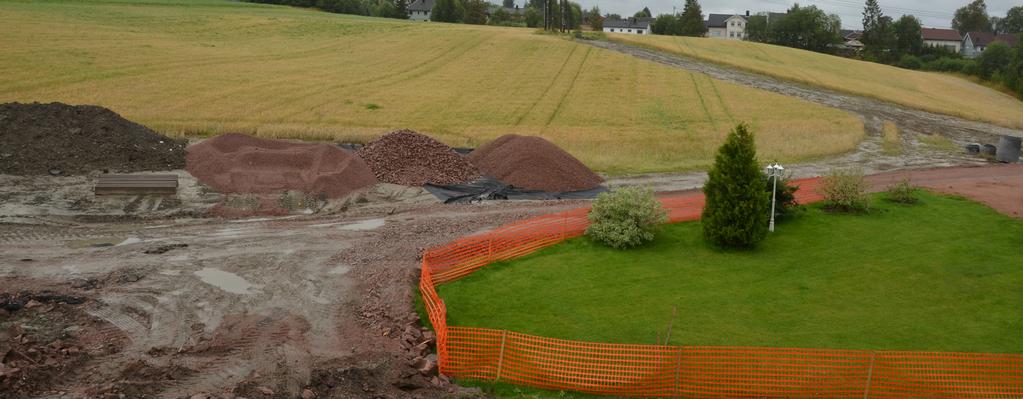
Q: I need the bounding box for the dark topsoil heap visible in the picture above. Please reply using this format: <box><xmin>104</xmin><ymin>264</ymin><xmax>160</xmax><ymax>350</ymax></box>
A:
<box><xmin>0</xmin><ymin>102</ymin><xmax>186</xmax><ymax>175</ymax></box>
<box><xmin>357</xmin><ymin>129</ymin><xmax>480</xmax><ymax>186</ymax></box>
<box><xmin>186</xmin><ymin>133</ymin><xmax>378</xmax><ymax>198</ymax></box>
<box><xmin>468</xmin><ymin>134</ymin><xmax>603</xmax><ymax>192</ymax></box>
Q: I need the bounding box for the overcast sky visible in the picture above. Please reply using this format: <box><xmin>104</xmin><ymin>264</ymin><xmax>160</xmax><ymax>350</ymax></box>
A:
<box><xmin>561</xmin><ymin>0</ymin><xmax>1018</xmax><ymax>29</ymax></box>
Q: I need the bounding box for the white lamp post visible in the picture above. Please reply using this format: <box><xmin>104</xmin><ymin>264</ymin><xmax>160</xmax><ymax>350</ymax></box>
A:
<box><xmin>766</xmin><ymin>163</ymin><xmax>784</xmax><ymax>232</ymax></box>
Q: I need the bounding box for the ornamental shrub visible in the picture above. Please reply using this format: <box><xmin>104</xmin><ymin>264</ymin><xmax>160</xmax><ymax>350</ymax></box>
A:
<box><xmin>702</xmin><ymin>123</ymin><xmax>769</xmax><ymax>248</ymax></box>
<box><xmin>585</xmin><ymin>186</ymin><xmax>667</xmax><ymax>249</ymax></box>
<box><xmin>765</xmin><ymin>174</ymin><xmax>801</xmax><ymax>221</ymax></box>
<box><xmin>817</xmin><ymin>168</ymin><xmax>870</xmax><ymax>212</ymax></box>
<box><xmin>885</xmin><ymin>177</ymin><xmax>918</xmax><ymax>204</ymax></box>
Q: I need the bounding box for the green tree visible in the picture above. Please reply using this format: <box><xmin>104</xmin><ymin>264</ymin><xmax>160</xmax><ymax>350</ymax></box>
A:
<box><xmin>430</xmin><ymin>0</ymin><xmax>461</xmax><ymax>21</ymax></box>
<box><xmin>771</xmin><ymin>4</ymin><xmax>842</xmax><ymax>52</ymax></box>
<box><xmin>635</xmin><ymin>6</ymin><xmax>652</xmax><ymax>18</ymax></box>
<box><xmin>861</xmin><ymin>0</ymin><xmax>886</xmax><ymax>50</ymax></box>
<box><xmin>679</xmin><ymin>0</ymin><xmax>707</xmax><ymax>36</ymax></box>
<box><xmin>997</xmin><ymin>6</ymin><xmax>1023</xmax><ymax>34</ymax></box>
<box><xmin>462</xmin><ymin>0</ymin><xmax>488</xmax><ymax>24</ymax></box>
<box><xmin>588</xmin><ymin>6</ymin><xmax>604</xmax><ymax>30</ymax></box>
<box><xmin>489</xmin><ymin>7</ymin><xmax>511</xmax><ymax>24</ymax></box>
<box><xmin>745</xmin><ymin>14</ymin><xmax>770</xmax><ymax>42</ymax></box>
<box><xmin>952</xmin><ymin>0</ymin><xmax>992</xmax><ymax>35</ymax></box>
<box><xmin>652</xmin><ymin>13</ymin><xmax>682</xmax><ymax>35</ymax></box>
<box><xmin>502</xmin><ymin>0</ymin><xmax>514</xmax><ymax>8</ymax></box>
<box><xmin>893</xmin><ymin>15</ymin><xmax>924</xmax><ymax>56</ymax></box>
<box><xmin>701</xmin><ymin>123</ymin><xmax>769</xmax><ymax>249</ymax></box>
<box><xmin>524</xmin><ymin>6</ymin><xmax>541</xmax><ymax>27</ymax></box>
<box><xmin>976</xmin><ymin>41</ymin><xmax>1012</xmax><ymax>79</ymax></box>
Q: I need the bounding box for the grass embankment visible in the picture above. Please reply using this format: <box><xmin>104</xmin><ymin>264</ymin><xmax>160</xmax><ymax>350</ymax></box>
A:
<box><xmin>439</xmin><ymin>192</ymin><xmax>1023</xmax><ymax>353</ymax></box>
<box><xmin>610</xmin><ymin>34</ymin><xmax>1023</xmax><ymax>130</ymax></box>
<box><xmin>0</xmin><ymin>0</ymin><xmax>863</xmax><ymax>173</ymax></box>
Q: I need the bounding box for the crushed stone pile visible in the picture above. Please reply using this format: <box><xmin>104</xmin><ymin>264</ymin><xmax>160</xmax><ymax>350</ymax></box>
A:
<box><xmin>186</xmin><ymin>133</ymin><xmax>378</xmax><ymax>198</ymax></box>
<box><xmin>356</xmin><ymin>129</ymin><xmax>480</xmax><ymax>186</ymax></box>
<box><xmin>468</xmin><ymin>134</ymin><xmax>603</xmax><ymax>192</ymax></box>
<box><xmin>0</xmin><ymin>102</ymin><xmax>187</xmax><ymax>175</ymax></box>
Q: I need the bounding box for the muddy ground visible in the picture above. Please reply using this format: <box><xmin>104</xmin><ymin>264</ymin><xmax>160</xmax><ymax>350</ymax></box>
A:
<box><xmin>2</xmin><ymin>161</ymin><xmax>1021</xmax><ymax>398</ymax></box>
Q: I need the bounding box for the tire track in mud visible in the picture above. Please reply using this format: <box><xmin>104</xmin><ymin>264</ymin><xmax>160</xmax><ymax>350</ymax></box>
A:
<box><xmin>584</xmin><ymin>39</ymin><xmax>1023</xmax><ymax>141</ymax></box>
<box><xmin>543</xmin><ymin>46</ymin><xmax>592</xmax><ymax>128</ymax></box>
<box><xmin>514</xmin><ymin>45</ymin><xmax>579</xmax><ymax>126</ymax></box>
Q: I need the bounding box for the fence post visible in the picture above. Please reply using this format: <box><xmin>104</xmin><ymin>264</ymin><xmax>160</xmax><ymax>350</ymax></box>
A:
<box><xmin>495</xmin><ymin>330</ymin><xmax>508</xmax><ymax>381</ymax></box>
<box><xmin>863</xmin><ymin>351</ymin><xmax>876</xmax><ymax>399</ymax></box>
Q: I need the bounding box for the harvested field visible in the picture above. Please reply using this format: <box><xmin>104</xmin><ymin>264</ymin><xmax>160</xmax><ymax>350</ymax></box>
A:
<box><xmin>469</xmin><ymin>134</ymin><xmax>603</xmax><ymax>192</ymax></box>
<box><xmin>357</xmin><ymin>130</ymin><xmax>479</xmax><ymax>186</ymax></box>
<box><xmin>0</xmin><ymin>102</ymin><xmax>186</xmax><ymax>175</ymax></box>
<box><xmin>186</xmin><ymin>133</ymin><xmax>378</xmax><ymax>198</ymax></box>
<box><xmin>609</xmin><ymin>34</ymin><xmax>1023</xmax><ymax>130</ymax></box>
<box><xmin>0</xmin><ymin>0</ymin><xmax>866</xmax><ymax>173</ymax></box>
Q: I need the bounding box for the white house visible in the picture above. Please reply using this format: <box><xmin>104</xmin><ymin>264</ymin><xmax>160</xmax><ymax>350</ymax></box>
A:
<box><xmin>407</xmin><ymin>0</ymin><xmax>435</xmax><ymax>21</ymax></box>
<box><xmin>962</xmin><ymin>31</ymin><xmax>1020</xmax><ymax>58</ymax></box>
<box><xmin>705</xmin><ymin>13</ymin><xmax>748</xmax><ymax>40</ymax></box>
<box><xmin>603</xmin><ymin>18</ymin><xmax>652</xmax><ymax>35</ymax></box>
<box><xmin>921</xmin><ymin>28</ymin><xmax>962</xmax><ymax>53</ymax></box>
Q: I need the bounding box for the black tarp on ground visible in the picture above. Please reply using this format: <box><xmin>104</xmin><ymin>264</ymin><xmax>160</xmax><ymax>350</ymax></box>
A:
<box><xmin>424</xmin><ymin>176</ymin><xmax>607</xmax><ymax>203</ymax></box>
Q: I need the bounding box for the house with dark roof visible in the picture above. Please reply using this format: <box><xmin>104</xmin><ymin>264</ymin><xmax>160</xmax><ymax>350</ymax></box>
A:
<box><xmin>921</xmin><ymin>28</ymin><xmax>962</xmax><ymax>53</ymax></box>
<box><xmin>705</xmin><ymin>12</ymin><xmax>748</xmax><ymax>40</ymax></box>
<box><xmin>962</xmin><ymin>32</ymin><xmax>1020</xmax><ymax>58</ymax></box>
<box><xmin>602</xmin><ymin>18</ymin><xmax>651</xmax><ymax>35</ymax></box>
<box><xmin>407</xmin><ymin>0</ymin><xmax>435</xmax><ymax>21</ymax></box>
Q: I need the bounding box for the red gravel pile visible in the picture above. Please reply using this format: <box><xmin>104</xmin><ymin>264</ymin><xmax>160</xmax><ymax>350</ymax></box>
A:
<box><xmin>468</xmin><ymin>134</ymin><xmax>603</xmax><ymax>192</ymax></box>
<box><xmin>0</xmin><ymin>102</ymin><xmax>186</xmax><ymax>175</ymax></box>
<box><xmin>356</xmin><ymin>129</ymin><xmax>479</xmax><ymax>186</ymax></box>
<box><xmin>186</xmin><ymin>133</ymin><xmax>378</xmax><ymax>198</ymax></box>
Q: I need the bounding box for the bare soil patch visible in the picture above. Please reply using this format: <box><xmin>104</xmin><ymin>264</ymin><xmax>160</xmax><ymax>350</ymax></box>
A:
<box><xmin>186</xmin><ymin>133</ymin><xmax>378</xmax><ymax>198</ymax></box>
<box><xmin>0</xmin><ymin>102</ymin><xmax>186</xmax><ymax>175</ymax></box>
<box><xmin>867</xmin><ymin>164</ymin><xmax>1023</xmax><ymax>218</ymax></box>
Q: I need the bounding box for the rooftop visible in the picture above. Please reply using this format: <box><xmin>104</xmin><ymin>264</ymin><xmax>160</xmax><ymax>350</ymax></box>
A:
<box><xmin>921</xmin><ymin>28</ymin><xmax>961</xmax><ymax>42</ymax></box>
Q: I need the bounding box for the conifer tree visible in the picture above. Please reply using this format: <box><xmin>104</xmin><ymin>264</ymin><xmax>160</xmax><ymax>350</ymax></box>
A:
<box><xmin>702</xmin><ymin>123</ymin><xmax>769</xmax><ymax>248</ymax></box>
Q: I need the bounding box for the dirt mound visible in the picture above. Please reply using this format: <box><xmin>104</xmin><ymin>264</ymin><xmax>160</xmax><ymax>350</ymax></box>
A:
<box><xmin>0</xmin><ymin>102</ymin><xmax>186</xmax><ymax>175</ymax></box>
<box><xmin>186</xmin><ymin>133</ymin><xmax>378</xmax><ymax>198</ymax></box>
<box><xmin>468</xmin><ymin>134</ymin><xmax>603</xmax><ymax>192</ymax></box>
<box><xmin>356</xmin><ymin>130</ymin><xmax>479</xmax><ymax>186</ymax></box>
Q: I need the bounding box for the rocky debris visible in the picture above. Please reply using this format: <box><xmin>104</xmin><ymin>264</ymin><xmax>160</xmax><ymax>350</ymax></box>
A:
<box><xmin>357</xmin><ymin>130</ymin><xmax>480</xmax><ymax>186</ymax></box>
<box><xmin>0</xmin><ymin>102</ymin><xmax>187</xmax><ymax>175</ymax></box>
<box><xmin>187</xmin><ymin>133</ymin><xmax>378</xmax><ymax>198</ymax></box>
<box><xmin>301</xmin><ymin>388</ymin><xmax>317</xmax><ymax>399</ymax></box>
<box><xmin>469</xmin><ymin>134</ymin><xmax>603</xmax><ymax>192</ymax></box>
<box><xmin>143</xmin><ymin>243</ymin><xmax>188</xmax><ymax>254</ymax></box>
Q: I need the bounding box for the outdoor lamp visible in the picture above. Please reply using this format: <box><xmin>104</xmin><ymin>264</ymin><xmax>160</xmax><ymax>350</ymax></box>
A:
<box><xmin>766</xmin><ymin>163</ymin><xmax>784</xmax><ymax>232</ymax></box>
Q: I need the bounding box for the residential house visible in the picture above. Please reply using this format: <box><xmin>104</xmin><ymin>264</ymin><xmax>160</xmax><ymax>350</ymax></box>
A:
<box><xmin>962</xmin><ymin>32</ymin><xmax>1020</xmax><ymax>58</ymax></box>
<box><xmin>921</xmin><ymin>28</ymin><xmax>962</xmax><ymax>53</ymax></box>
<box><xmin>705</xmin><ymin>12</ymin><xmax>749</xmax><ymax>40</ymax></box>
<box><xmin>603</xmin><ymin>18</ymin><xmax>652</xmax><ymax>35</ymax></box>
<box><xmin>840</xmin><ymin>30</ymin><xmax>864</xmax><ymax>52</ymax></box>
<box><xmin>408</xmin><ymin>0</ymin><xmax>435</xmax><ymax>21</ymax></box>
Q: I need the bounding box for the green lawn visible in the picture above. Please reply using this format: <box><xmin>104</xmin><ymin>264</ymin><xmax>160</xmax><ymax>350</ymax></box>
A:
<box><xmin>438</xmin><ymin>192</ymin><xmax>1023</xmax><ymax>354</ymax></box>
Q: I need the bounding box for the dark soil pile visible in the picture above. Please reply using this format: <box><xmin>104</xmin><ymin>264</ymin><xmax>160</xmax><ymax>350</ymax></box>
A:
<box><xmin>468</xmin><ymin>134</ymin><xmax>603</xmax><ymax>192</ymax></box>
<box><xmin>186</xmin><ymin>133</ymin><xmax>378</xmax><ymax>198</ymax></box>
<box><xmin>356</xmin><ymin>130</ymin><xmax>479</xmax><ymax>186</ymax></box>
<box><xmin>0</xmin><ymin>102</ymin><xmax>186</xmax><ymax>175</ymax></box>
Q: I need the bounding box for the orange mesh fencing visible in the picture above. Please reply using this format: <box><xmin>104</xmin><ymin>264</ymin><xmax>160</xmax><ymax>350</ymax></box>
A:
<box><xmin>419</xmin><ymin>178</ymin><xmax>1023</xmax><ymax>397</ymax></box>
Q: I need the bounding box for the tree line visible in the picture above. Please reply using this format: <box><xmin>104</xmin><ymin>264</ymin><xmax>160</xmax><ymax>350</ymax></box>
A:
<box><xmin>859</xmin><ymin>0</ymin><xmax>1023</xmax><ymax>98</ymax></box>
<box><xmin>246</xmin><ymin>0</ymin><xmax>410</xmax><ymax>19</ymax></box>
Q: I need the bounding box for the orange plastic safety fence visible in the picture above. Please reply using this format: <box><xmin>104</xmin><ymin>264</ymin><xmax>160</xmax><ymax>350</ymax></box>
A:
<box><xmin>418</xmin><ymin>178</ymin><xmax>1023</xmax><ymax>397</ymax></box>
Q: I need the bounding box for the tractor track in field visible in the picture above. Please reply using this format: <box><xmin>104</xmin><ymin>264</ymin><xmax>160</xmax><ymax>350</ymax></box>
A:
<box><xmin>585</xmin><ymin>39</ymin><xmax>1023</xmax><ymax>143</ymax></box>
<box><xmin>514</xmin><ymin>45</ymin><xmax>579</xmax><ymax>126</ymax></box>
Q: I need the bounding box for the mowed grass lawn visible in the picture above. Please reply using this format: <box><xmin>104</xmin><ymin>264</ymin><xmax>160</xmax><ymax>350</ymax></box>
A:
<box><xmin>0</xmin><ymin>0</ymin><xmax>864</xmax><ymax>173</ymax></box>
<box><xmin>611</xmin><ymin>34</ymin><xmax>1023</xmax><ymax>130</ymax></box>
<box><xmin>439</xmin><ymin>192</ymin><xmax>1023</xmax><ymax>353</ymax></box>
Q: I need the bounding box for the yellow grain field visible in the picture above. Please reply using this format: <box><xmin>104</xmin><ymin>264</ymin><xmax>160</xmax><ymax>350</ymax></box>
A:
<box><xmin>0</xmin><ymin>0</ymin><xmax>864</xmax><ymax>173</ymax></box>
<box><xmin>611</xmin><ymin>34</ymin><xmax>1023</xmax><ymax>130</ymax></box>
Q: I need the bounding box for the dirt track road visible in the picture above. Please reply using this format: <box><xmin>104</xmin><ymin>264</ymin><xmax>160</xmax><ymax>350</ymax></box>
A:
<box><xmin>586</xmin><ymin>40</ymin><xmax>1023</xmax><ymax>142</ymax></box>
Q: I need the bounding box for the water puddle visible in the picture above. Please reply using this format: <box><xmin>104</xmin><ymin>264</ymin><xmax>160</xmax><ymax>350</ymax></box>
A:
<box><xmin>328</xmin><ymin>264</ymin><xmax>351</xmax><ymax>275</ymax></box>
<box><xmin>338</xmin><ymin>218</ymin><xmax>386</xmax><ymax>231</ymax></box>
<box><xmin>193</xmin><ymin>267</ymin><xmax>261</xmax><ymax>295</ymax></box>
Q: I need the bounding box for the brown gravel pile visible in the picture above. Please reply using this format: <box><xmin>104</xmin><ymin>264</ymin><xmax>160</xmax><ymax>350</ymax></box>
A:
<box><xmin>468</xmin><ymin>134</ymin><xmax>603</xmax><ymax>192</ymax></box>
<box><xmin>357</xmin><ymin>130</ymin><xmax>480</xmax><ymax>186</ymax></box>
<box><xmin>0</xmin><ymin>102</ymin><xmax>186</xmax><ymax>175</ymax></box>
<box><xmin>186</xmin><ymin>133</ymin><xmax>378</xmax><ymax>198</ymax></box>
